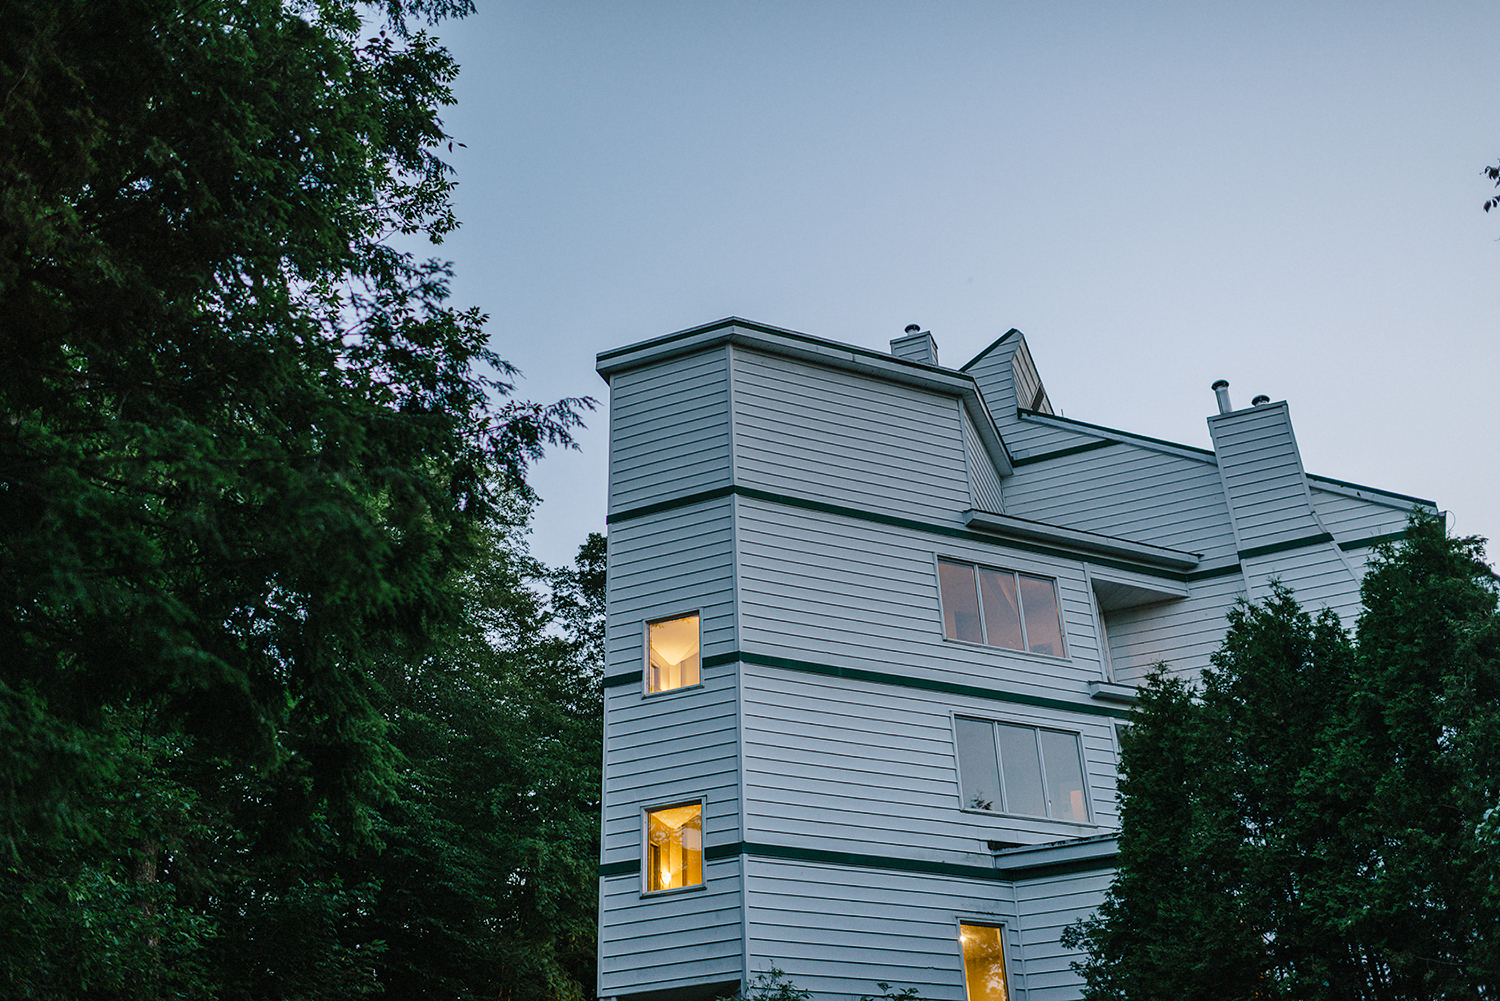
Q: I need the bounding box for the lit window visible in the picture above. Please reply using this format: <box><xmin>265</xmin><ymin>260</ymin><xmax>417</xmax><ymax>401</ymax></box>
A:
<box><xmin>647</xmin><ymin>614</ymin><xmax>700</xmax><ymax>693</ymax></box>
<box><xmin>959</xmin><ymin>923</ymin><xmax>1011</xmax><ymax>1001</ymax></box>
<box><xmin>645</xmin><ymin>803</ymin><xmax>703</xmax><ymax>891</ymax></box>
<box><xmin>937</xmin><ymin>560</ymin><xmax>1065</xmax><ymax>657</ymax></box>
<box><xmin>955</xmin><ymin>718</ymin><xmax>1090</xmax><ymax>822</ymax></box>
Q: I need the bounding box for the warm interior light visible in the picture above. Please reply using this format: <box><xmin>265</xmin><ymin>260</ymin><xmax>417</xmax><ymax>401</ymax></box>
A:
<box><xmin>646</xmin><ymin>803</ymin><xmax>703</xmax><ymax>891</ymax></box>
<box><xmin>648</xmin><ymin>615</ymin><xmax>700</xmax><ymax>692</ymax></box>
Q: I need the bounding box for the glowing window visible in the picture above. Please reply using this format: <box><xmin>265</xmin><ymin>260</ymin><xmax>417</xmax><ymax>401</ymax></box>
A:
<box><xmin>955</xmin><ymin>718</ymin><xmax>1090</xmax><ymax>823</ymax></box>
<box><xmin>647</xmin><ymin>614</ymin><xmax>700</xmax><ymax>693</ymax></box>
<box><xmin>959</xmin><ymin>923</ymin><xmax>1011</xmax><ymax>1001</ymax></box>
<box><xmin>645</xmin><ymin>803</ymin><xmax>703</xmax><ymax>892</ymax></box>
<box><xmin>937</xmin><ymin>560</ymin><xmax>1065</xmax><ymax>657</ymax></box>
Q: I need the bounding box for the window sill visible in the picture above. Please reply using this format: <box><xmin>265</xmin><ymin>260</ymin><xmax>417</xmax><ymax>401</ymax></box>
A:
<box><xmin>640</xmin><ymin>882</ymin><xmax>707</xmax><ymax>899</ymax></box>
<box><xmin>959</xmin><ymin>806</ymin><xmax>1101</xmax><ymax>830</ymax></box>
<box><xmin>642</xmin><ymin>681</ymin><xmax>705</xmax><ymax>699</ymax></box>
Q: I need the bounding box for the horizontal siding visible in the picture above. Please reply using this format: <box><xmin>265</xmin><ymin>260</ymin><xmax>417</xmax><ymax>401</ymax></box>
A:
<box><xmin>1242</xmin><ymin>544</ymin><xmax>1363</xmax><ymax>628</ymax></box>
<box><xmin>1013</xmin><ymin>869</ymin><xmax>1114</xmax><ymax>999</ymax></box>
<box><xmin>598</xmin><ymin>862</ymin><xmax>744</xmax><ymax>993</ymax></box>
<box><xmin>1103</xmin><ymin>574</ymin><xmax>1248</xmax><ymax>684</ymax></box>
<box><xmin>744</xmin><ymin>859</ymin><xmax>1018</xmax><ymax>1001</ymax></box>
<box><xmin>1004</xmin><ymin>443</ymin><xmax>1237</xmax><ymax>563</ymax></box>
<box><xmin>609</xmin><ymin>346</ymin><xmax>732</xmax><ymax>515</ymax></box>
<box><xmin>600</xmin><ymin>498</ymin><xmax>743</xmax><ymax>993</ymax></box>
<box><xmin>732</xmin><ymin>348</ymin><xmax>972</xmax><ymax>525</ymax></box>
<box><xmin>735</xmin><ymin>496</ymin><xmax>1111</xmax><ymax>701</ymax></box>
<box><xmin>964</xmin><ymin>406</ymin><xmax>1006</xmax><ymax>512</ymax></box>
<box><xmin>964</xmin><ymin>338</ymin><xmax>1021</xmax><ymax>431</ymax></box>
<box><xmin>743</xmin><ymin>857</ymin><xmax>1108</xmax><ymax>1001</ymax></box>
<box><xmin>742</xmin><ymin>667</ymin><xmax>1121</xmax><ymax>855</ymax></box>
<box><xmin>1311</xmin><ymin>486</ymin><xmax>1418</xmax><ymax>540</ymax></box>
<box><xmin>1209</xmin><ymin>405</ymin><xmax>1324</xmax><ymax>552</ymax></box>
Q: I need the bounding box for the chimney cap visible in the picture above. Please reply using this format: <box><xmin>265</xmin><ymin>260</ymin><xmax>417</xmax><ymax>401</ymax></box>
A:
<box><xmin>1251</xmin><ymin>394</ymin><xmax>1270</xmax><ymax>407</ymax></box>
<box><xmin>1211</xmin><ymin>379</ymin><xmax>1229</xmax><ymax>390</ymax></box>
<box><xmin>904</xmin><ymin>324</ymin><xmax>921</xmax><ymax>334</ymax></box>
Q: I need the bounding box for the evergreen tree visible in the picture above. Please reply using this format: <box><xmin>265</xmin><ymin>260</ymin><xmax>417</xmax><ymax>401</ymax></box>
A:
<box><xmin>1066</xmin><ymin>514</ymin><xmax>1500</xmax><ymax>999</ymax></box>
<box><xmin>1</xmin><ymin>1</ymin><xmax>596</xmax><ymax>996</ymax></box>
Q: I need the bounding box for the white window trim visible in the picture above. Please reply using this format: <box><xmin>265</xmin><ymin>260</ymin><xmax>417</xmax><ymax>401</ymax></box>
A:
<box><xmin>954</xmin><ymin>917</ymin><xmax>1016</xmax><ymax>1001</ymax></box>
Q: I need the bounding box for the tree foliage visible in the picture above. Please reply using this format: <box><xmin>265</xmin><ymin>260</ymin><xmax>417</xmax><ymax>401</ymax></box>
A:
<box><xmin>2</xmin><ymin>0</ymin><xmax>602</xmax><ymax>997</ymax></box>
<box><xmin>1065</xmin><ymin>513</ymin><xmax>1500</xmax><ymax>999</ymax></box>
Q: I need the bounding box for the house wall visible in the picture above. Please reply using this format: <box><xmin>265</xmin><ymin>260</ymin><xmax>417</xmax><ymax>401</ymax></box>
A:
<box><xmin>596</xmin><ymin>321</ymin><xmax>1437</xmax><ymax>1001</ymax></box>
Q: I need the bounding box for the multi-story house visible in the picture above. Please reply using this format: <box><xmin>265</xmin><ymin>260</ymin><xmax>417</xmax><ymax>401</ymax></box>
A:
<box><xmin>593</xmin><ymin>317</ymin><xmax>1433</xmax><ymax>1001</ymax></box>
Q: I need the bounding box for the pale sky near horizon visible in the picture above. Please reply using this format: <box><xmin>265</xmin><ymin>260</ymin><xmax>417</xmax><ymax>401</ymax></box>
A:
<box><xmin>410</xmin><ymin>1</ymin><xmax>1499</xmax><ymax>574</ymax></box>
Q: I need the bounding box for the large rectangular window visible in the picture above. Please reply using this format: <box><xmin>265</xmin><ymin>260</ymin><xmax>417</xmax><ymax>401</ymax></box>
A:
<box><xmin>938</xmin><ymin>560</ymin><xmax>1065</xmax><ymax>657</ymax></box>
<box><xmin>955</xmin><ymin>718</ymin><xmax>1090</xmax><ymax>822</ymax></box>
<box><xmin>645</xmin><ymin>803</ymin><xmax>703</xmax><ymax>892</ymax></box>
<box><xmin>959</xmin><ymin>923</ymin><xmax>1011</xmax><ymax>1001</ymax></box>
<box><xmin>647</xmin><ymin>614</ymin><xmax>700</xmax><ymax>694</ymax></box>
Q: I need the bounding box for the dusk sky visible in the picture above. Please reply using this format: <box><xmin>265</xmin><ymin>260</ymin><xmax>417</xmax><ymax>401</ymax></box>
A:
<box><xmin>412</xmin><ymin>1</ymin><xmax>1499</xmax><ymax>573</ymax></box>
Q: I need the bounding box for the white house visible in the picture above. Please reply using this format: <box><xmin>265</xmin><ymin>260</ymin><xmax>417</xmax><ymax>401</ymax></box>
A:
<box><xmin>593</xmin><ymin>318</ymin><xmax>1433</xmax><ymax>1001</ymax></box>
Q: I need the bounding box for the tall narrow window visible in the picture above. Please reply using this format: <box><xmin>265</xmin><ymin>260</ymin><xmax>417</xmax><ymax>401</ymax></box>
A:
<box><xmin>647</xmin><ymin>614</ymin><xmax>700</xmax><ymax>693</ymax></box>
<box><xmin>959</xmin><ymin>923</ymin><xmax>1011</xmax><ymax>1001</ymax></box>
<box><xmin>937</xmin><ymin>560</ymin><xmax>1066</xmax><ymax>657</ymax></box>
<box><xmin>955</xmin><ymin>718</ymin><xmax>1091</xmax><ymax>822</ymax></box>
<box><xmin>645</xmin><ymin>803</ymin><xmax>703</xmax><ymax>891</ymax></box>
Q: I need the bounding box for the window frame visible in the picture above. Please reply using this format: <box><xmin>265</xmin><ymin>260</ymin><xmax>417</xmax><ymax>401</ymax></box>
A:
<box><xmin>643</xmin><ymin>610</ymin><xmax>703</xmax><ymax>697</ymax></box>
<box><xmin>935</xmin><ymin>557</ymin><xmax>1068</xmax><ymax>659</ymax></box>
<box><xmin>640</xmin><ymin>797</ymin><xmax>707</xmax><ymax>896</ymax></box>
<box><xmin>955</xmin><ymin>919</ymin><xmax>1014</xmax><ymax>1001</ymax></box>
<box><xmin>952</xmin><ymin>714</ymin><xmax>1094</xmax><ymax>825</ymax></box>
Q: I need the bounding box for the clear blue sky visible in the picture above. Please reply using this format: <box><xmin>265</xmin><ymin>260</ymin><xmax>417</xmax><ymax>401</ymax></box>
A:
<box><xmin>413</xmin><ymin>1</ymin><xmax>1500</xmax><ymax>572</ymax></box>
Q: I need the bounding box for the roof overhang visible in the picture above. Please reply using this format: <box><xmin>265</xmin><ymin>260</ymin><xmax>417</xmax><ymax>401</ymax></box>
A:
<box><xmin>963</xmin><ymin>509</ymin><xmax>1201</xmax><ymax>571</ymax></box>
<box><xmin>598</xmin><ymin>317</ymin><xmax>1014</xmax><ymax>474</ymax></box>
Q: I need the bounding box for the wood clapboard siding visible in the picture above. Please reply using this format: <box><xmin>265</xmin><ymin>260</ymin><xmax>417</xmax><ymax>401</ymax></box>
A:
<box><xmin>1012</xmin><ymin>870</ymin><xmax>1114</xmax><ymax>999</ymax></box>
<box><xmin>1310</xmin><ymin>486</ymin><xmax>1419</xmax><ymax>539</ymax></box>
<box><xmin>740</xmin><ymin>663</ymin><xmax>1122</xmax><ymax>855</ymax></box>
<box><xmin>598</xmin><ymin>861</ymin><xmax>745</xmax><ymax>993</ymax></box>
<box><xmin>732</xmin><ymin>348</ymin><xmax>972</xmax><ymax>524</ymax></box>
<box><xmin>1241</xmin><ymin>545</ymin><xmax>1364</xmax><ymax>626</ymax></box>
<box><xmin>964</xmin><ymin>406</ymin><xmax>1007</xmax><ymax>512</ymax></box>
<box><xmin>599</xmin><ymin>497</ymin><xmax>744</xmax><ymax>986</ymax></box>
<box><xmin>744</xmin><ymin>859</ymin><xmax>1024</xmax><ymax>1001</ymax></box>
<box><xmin>1208</xmin><ymin>404</ymin><xmax>1325</xmax><ymax>552</ymax></box>
<box><xmin>1103</xmin><ymin>574</ymin><xmax>1247</xmax><ymax>683</ymax></box>
<box><xmin>1004</xmin><ymin>443</ymin><xmax>1235</xmax><ymax>562</ymax></box>
<box><xmin>608</xmin><ymin>346</ymin><xmax>732</xmax><ymax>516</ymax></box>
<box><xmin>734</xmin><ymin>496</ymin><xmax>1107</xmax><ymax>694</ymax></box>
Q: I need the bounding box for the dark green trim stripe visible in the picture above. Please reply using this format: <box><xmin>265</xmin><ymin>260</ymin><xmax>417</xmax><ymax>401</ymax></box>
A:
<box><xmin>739</xmin><ymin>651</ymin><xmax>1134</xmax><ymax>719</ymax></box>
<box><xmin>603</xmin><ymin>670</ymin><xmax>643</xmax><ymax>689</ymax></box>
<box><xmin>1238</xmin><ymin>533</ymin><xmax>1334</xmax><ymax>561</ymax></box>
<box><xmin>1184</xmin><ymin>562</ymin><xmax>1246</xmax><ymax>583</ymax></box>
<box><xmin>1011</xmin><ymin>439</ymin><xmax>1119</xmax><ymax>467</ymax></box>
<box><xmin>601</xmin><ymin>841</ymin><xmax>1118</xmax><ymax>882</ymax></box>
<box><xmin>609</xmin><ymin>484</ymin><xmax>1201</xmax><ymax>583</ymax></box>
<box><xmin>1338</xmin><ymin>530</ymin><xmax>1407</xmax><ymax>552</ymax></box>
<box><xmin>958</xmin><ymin>329</ymin><xmax>1021</xmax><ymax>372</ymax></box>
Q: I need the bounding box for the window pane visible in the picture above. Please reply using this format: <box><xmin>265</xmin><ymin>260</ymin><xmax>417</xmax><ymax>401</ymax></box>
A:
<box><xmin>646</xmin><ymin>804</ymin><xmax>703</xmax><ymax>891</ymax></box>
<box><xmin>955</xmin><ymin>718</ymin><xmax>1001</xmax><ymax>812</ymax></box>
<box><xmin>978</xmin><ymin>568</ymin><xmax>1024</xmax><ymax>650</ymax></box>
<box><xmin>648</xmin><ymin>615</ymin><xmax>700</xmax><ymax>693</ymax></box>
<box><xmin>1039</xmin><ymin>730</ymin><xmax>1089</xmax><ymax>822</ymax></box>
<box><xmin>959</xmin><ymin>923</ymin><xmax>1011</xmax><ymax>1001</ymax></box>
<box><xmin>1019</xmin><ymin>575</ymin><xmax>1064</xmax><ymax>657</ymax></box>
<box><xmin>995</xmin><ymin>724</ymin><xmax>1046</xmax><ymax>817</ymax></box>
<box><xmin>939</xmin><ymin>561</ymin><xmax>982</xmax><ymax>643</ymax></box>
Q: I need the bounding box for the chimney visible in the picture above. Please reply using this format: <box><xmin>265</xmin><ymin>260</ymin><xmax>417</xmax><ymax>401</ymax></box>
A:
<box><xmin>891</xmin><ymin>325</ymin><xmax>939</xmax><ymax>366</ymax></box>
<box><xmin>1211</xmin><ymin>379</ymin><xmax>1233</xmax><ymax>415</ymax></box>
